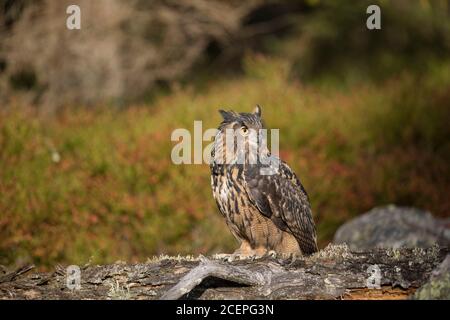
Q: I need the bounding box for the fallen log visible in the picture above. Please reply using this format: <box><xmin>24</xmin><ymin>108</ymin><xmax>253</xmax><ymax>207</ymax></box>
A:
<box><xmin>0</xmin><ymin>245</ymin><xmax>447</xmax><ymax>300</ymax></box>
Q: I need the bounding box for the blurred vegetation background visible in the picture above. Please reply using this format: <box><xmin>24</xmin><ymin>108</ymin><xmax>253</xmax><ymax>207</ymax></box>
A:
<box><xmin>0</xmin><ymin>0</ymin><xmax>449</xmax><ymax>269</ymax></box>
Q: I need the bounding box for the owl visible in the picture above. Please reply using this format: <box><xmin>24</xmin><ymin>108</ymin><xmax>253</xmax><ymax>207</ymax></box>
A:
<box><xmin>210</xmin><ymin>105</ymin><xmax>318</xmax><ymax>258</ymax></box>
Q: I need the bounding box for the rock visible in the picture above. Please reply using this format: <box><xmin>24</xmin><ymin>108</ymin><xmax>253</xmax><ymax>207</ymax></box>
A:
<box><xmin>413</xmin><ymin>254</ymin><xmax>450</xmax><ymax>300</ymax></box>
<box><xmin>333</xmin><ymin>205</ymin><xmax>450</xmax><ymax>250</ymax></box>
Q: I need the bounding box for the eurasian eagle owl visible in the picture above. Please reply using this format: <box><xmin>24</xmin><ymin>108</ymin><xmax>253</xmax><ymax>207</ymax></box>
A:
<box><xmin>210</xmin><ymin>105</ymin><xmax>318</xmax><ymax>258</ymax></box>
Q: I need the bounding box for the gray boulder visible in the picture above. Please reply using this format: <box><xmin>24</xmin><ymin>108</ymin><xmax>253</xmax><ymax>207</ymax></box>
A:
<box><xmin>413</xmin><ymin>254</ymin><xmax>450</xmax><ymax>300</ymax></box>
<box><xmin>333</xmin><ymin>205</ymin><xmax>450</xmax><ymax>250</ymax></box>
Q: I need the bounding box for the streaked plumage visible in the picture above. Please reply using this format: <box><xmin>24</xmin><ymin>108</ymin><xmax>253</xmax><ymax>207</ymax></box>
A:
<box><xmin>210</xmin><ymin>105</ymin><xmax>318</xmax><ymax>257</ymax></box>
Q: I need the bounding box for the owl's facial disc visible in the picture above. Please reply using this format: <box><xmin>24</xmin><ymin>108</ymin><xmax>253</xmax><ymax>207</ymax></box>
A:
<box><xmin>216</xmin><ymin>123</ymin><xmax>266</xmax><ymax>165</ymax></box>
<box><xmin>214</xmin><ymin>106</ymin><xmax>268</xmax><ymax>165</ymax></box>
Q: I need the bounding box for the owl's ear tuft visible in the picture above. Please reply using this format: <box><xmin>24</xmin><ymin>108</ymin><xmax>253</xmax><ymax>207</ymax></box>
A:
<box><xmin>219</xmin><ymin>109</ymin><xmax>234</xmax><ymax>121</ymax></box>
<box><xmin>253</xmin><ymin>105</ymin><xmax>262</xmax><ymax>118</ymax></box>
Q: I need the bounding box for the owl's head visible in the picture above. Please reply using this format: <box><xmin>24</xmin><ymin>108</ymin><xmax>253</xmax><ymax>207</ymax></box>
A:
<box><xmin>218</xmin><ymin>104</ymin><xmax>263</xmax><ymax>132</ymax></box>
<box><xmin>213</xmin><ymin>105</ymin><xmax>268</xmax><ymax>165</ymax></box>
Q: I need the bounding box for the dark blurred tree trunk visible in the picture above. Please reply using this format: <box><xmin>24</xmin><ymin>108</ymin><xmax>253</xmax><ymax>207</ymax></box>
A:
<box><xmin>0</xmin><ymin>0</ymin><xmax>308</xmax><ymax>109</ymax></box>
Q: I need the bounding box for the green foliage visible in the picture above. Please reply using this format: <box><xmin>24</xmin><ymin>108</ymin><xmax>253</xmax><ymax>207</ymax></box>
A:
<box><xmin>1</xmin><ymin>56</ymin><xmax>449</xmax><ymax>269</ymax></box>
<box><xmin>280</xmin><ymin>0</ymin><xmax>450</xmax><ymax>84</ymax></box>
<box><xmin>1</xmin><ymin>0</ymin><xmax>449</xmax><ymax>269</ymax></box>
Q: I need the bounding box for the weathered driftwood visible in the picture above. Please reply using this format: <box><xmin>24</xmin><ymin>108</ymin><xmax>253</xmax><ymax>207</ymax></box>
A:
<box><xmin>0</xmin><ymin>245</ymin><xmax>448</xmax><ymax>300</ymax></box>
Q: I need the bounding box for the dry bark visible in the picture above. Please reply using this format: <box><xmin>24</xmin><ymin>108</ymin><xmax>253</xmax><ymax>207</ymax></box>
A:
<box><xmin>0</xmin><ymin>245</ymin><xmax>447</xmax><ymax>300</ymax></box>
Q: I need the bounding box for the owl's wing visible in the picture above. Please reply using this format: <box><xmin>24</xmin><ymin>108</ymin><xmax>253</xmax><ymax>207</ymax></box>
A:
<box><xmin>244</xmin><ymin>160</ymin><xmax>318</xmax><ymax>254</ymax></box>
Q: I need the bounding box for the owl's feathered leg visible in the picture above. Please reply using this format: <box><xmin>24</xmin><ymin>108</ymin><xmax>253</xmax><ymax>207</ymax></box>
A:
<box><xmin>214</xmin><ymin>241</ymin><xmax>266</xmax><ymax>262</ymax></box>
<box><xmin>233</xmin><ymin>240</ymin><xmax>254</xmax><ymax>256</ymax></box>
<box><xmin>229</xmin><ymin>241</ymin><xmax>264</xmax><ymax>261</ymax></box>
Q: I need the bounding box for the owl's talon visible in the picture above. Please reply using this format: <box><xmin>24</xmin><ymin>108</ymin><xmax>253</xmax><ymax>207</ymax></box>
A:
<box><xmin>235</xmin><ymin>254</ymin><xmax>252</xmax><ymax>261</ymax></box>
<box><xmin>213</xmin><ymin>253</ymin><xmax>235</xmax><ymax>262</ymax></box>
<box><xmin>288</xmin><ymin>259</ymin><xmax>295</xmax><ymax>267</ymax></box>
<box><xmin>287</xmin><ymin>253</ymin><xmax>300</xmax><ymax>267</ymax></box>
<box><xmin>229</xmin><ymin>254</ymin><xmax>239</xmax><ymax>262</ymax></box>
<box><xmin>231</xmin><ymin>253</ymin><xmax>262</xmax><ymax>261</ymax></box>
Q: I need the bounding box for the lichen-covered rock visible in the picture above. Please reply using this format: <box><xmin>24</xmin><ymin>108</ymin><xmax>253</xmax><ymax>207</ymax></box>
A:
<box><xmin>333</xmin><ymin>205</ymin><xmax>450</xmax><ymax>250</ymax></box>
<box><xmin>413</xmin><ymin>255</ymin><xmax>450</xmax><ymax>300</ymax></box>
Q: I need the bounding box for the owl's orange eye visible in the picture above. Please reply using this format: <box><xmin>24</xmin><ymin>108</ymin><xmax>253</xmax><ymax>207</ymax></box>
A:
<box><xmin>240</xmin><ymin>126</ymin><xmax>249</xmax><ymax>135</ymax></box>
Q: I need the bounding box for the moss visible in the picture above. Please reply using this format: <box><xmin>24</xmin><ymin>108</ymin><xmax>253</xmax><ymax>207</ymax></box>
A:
<box><xmin>311</xmin><ymin>244</ymin><xmax>353</xmax><ymax>261</ymax></box>
<box><xmin>386</xmin><ymin>248</ymin><xmax>402</xmax><ymax>260</ymax></box>
<box><xmin>146</xmin><ymin>254</ymin><xmax>201</xmax><ymax>263</ymax></box>
<box><xmin>107</xmin><ymin>279</ymin><xmax>135</xmax><ymax>300</ymax></box>
<box><xmin>413</xmin><ymin>274</ymin><xmax>450</xmax><ymax>300</ymax></box>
